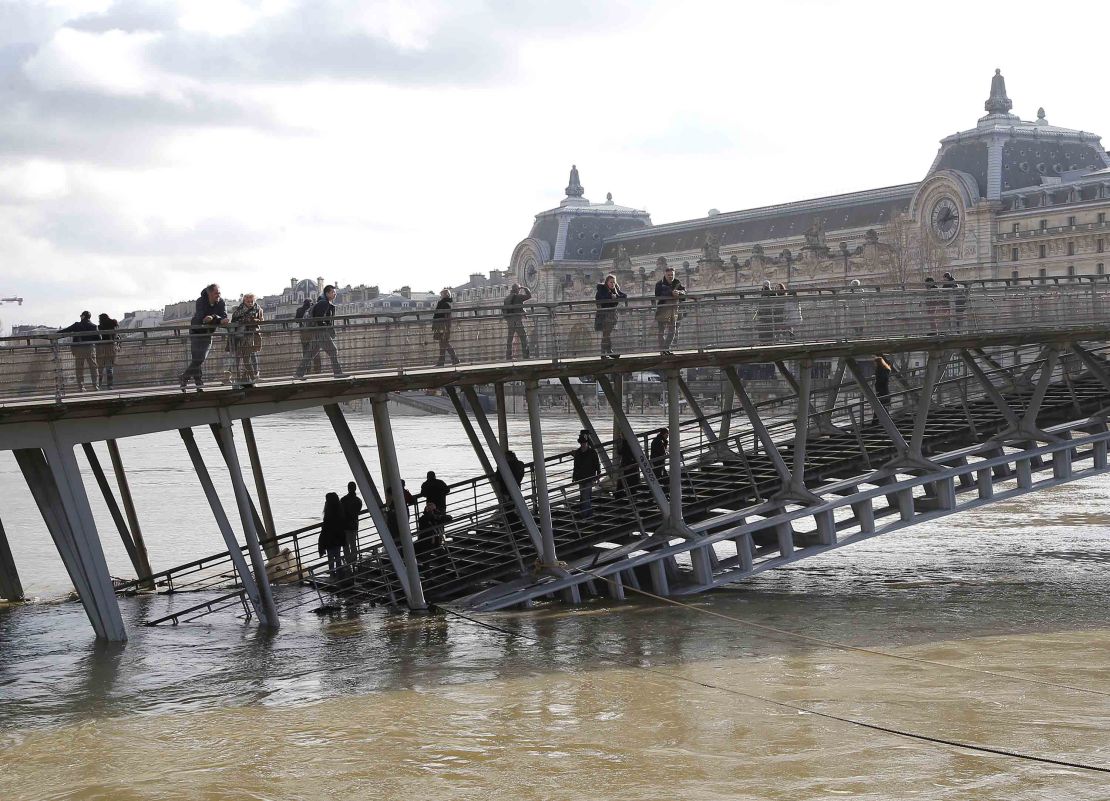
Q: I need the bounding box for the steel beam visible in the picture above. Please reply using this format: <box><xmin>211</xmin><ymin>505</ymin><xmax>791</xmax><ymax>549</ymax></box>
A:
<box><xmin>179</xmin><ymin>427</ymin><xmax>269</xmax><ymax>623</ymax></box>
<box><xmin>524</xmin><ymin>380</ymin><xmax>558</xmax><ymax>568</ymax></box>
<box><xmin>459</xmin><ymin>385</ymin><xmax>545</xmax><ymax>555</ymax></box>
<box><xmin>960</xmin><ymin>349</ymin><xmax>1057</xmax><ymax>444</ymax></box>
<box><xmin>212</xmin><ymin>414</ymin><xmax>279</xmax><ymax>628</ymax></box>
<box><xmin>722</xmin><ymin>366</ymin><xmax>791</xmax><ymax>485</ymax></box>
<box><xmin>0</xmin><ymin>514</ymin><xmax>24</xmax><ymax>602</ymax></box>
<box><xmin>81</xmin><ymin>442</ymin><xmax>146</xmax><ymax>585</ymax></box>
<box><xmin>370</xmin><ymin>395</ymin><xmax>427</xmax><ymax>610</ymax></box>
<box><xmin>241</xmin><ymin>419</ymin><xmax>279</xmax><ymax>559</ymax></box>
<box><xmin>208</xmin><ymin>424</ymin><xmax>269</xmax><ymax>544</ymax></box>
<box><xmin>559</xmin><ymin>377</ymin><xmax>615</xmax><ymax>477</ymax></box>
<box><xmin>596</xmin><ymin>374</ymin><xmax>670</xmax><ymax>517</ymax></box>
<box><xmin>105</xmin><ymin>440</ymin><xmax>153</xmax><ymax>588</ymax></box>
<box><xmin>324</xmin><ymin>403</ymin><xmax>414</xmax><ymax>604</ymax></box>
<box><xmin>494</xmin><ymin>382</ymin><xmax>509</xmax><ymax>450</ymax></box>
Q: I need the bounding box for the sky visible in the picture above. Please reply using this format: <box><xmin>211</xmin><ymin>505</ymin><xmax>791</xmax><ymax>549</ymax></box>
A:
<box><xmin>1</xmin><ymin>0</ymin><xmax>1108</xmax><ymax>331</ymax></box>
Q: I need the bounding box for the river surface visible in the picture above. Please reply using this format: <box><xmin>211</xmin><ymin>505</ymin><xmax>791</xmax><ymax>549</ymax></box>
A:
<box><xmin>1</xmin><ymin>411</ymin><xmax>1110</xmax><ymax>799</ymax></box>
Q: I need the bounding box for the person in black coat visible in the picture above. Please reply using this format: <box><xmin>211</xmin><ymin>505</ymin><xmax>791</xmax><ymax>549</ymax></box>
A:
<box><xmin>59</xmin><ymin>310</ymin><xmax>100</xmax><ymax>391</ymax></box>
<box><xmin>616</xmin><ymin>435</ymin><xmax>641</xmax><ymax>495</ymax></box>
<box><xmin>594</xmin><ymin>274</ymin><xmax>628</xmax><ymax>357</ymax></box>
<box><xmin>318</xmin><ymin>492</ymin><xmax>347</xmax><ymax>577</ymax></box>
<box><xmin>420</xmin><ymin>471</ymin><xmax>450</xmax><ymax>513</ymax></box>
<box><xmin>294</xmin><ymin>285</ymin><xmax>347</xmax><ymax>379</ymax></box>
<box><xmin>179</xmin><ymin>284</ymin><xmax>228</xmax><ymax>390</ymax></box>
<box><xmin>432</xmin><ymin>288</ymin><xmax>460</xmax><ymax>367</ymax></box>
<box><xmin>654</xmin><ymin>262</ymin><xmax>686</xmax><ymax>353</ymax></box>
<box><xmin>649</xmin><ymin>428</ymin><xmax>669</xmax><ymax>484</ymax></box>
<box><xmin>294</xmin><ymin>298</ymin><xmax>321</xmax><ymax>374</ymax></box>
<box><xmin>96</xmin><ymin>313</ymin><xmax>119</xmax><ymax>389</ymax></box>
<box><xmin>339</xmin><ymin>481</ymin><xmax>363</xmax><ymax>565</ymax></box>
<box><xmin>571</xmin><ymin>432</ymin><xmax>601</xmax><ymax>517</ymax></box>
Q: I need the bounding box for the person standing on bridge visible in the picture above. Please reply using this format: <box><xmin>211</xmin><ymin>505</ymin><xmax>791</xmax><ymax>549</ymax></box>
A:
<box><xmin>229</xmin><ymin>293</ymin><xmax>264</xmax><ymax>386</ymax></box>
<box><xmin>654</xmin><ymin>262</ymin><xmax>686</xmax><ymax>354</ymax></box>
<box><xmin>340</xmin><ymin>481</ymin><xmax>363</xmax><ymax>566</ymax></box>
<box><xmin>95</xmin><ymin>313</ymin><xmax>119</xmax><ymax>390</ymax></box>
<box><xmin>432</xmin><ymin>288</ymin><xmax>460</xmax><ymax>367</ymax></box>
<box><xmin>595</xmin><ymin>273</ymin><xmax>628</xmax><ymax>358</ymax></box>
<box><xmin>59</xmin><ymin>311</ymin><xmax>100</xmax><ymax>391</ymax></box>
<box><xmin>924</xmin><ymin>277</ymin><xmax>944</xmax><ymax>336</ymax></box>
<box><xmin>571</xmin><ymin>432</ymin><xmax>601</xmax><ymax>518</ymax></box>
<box><xmin>420</xmin><ymin>471</ymin><xmax>450</xmax><ymax>514</ymax></box>
<box><xmin>295</xmin><ymin>298</ymin><xmax>321</xmax><ymax>375</ymax></box>
<box><xmin>179</xmin><ymin>284</ymin><xmax>228</xmax><ymax>391</ymax></box>
<box><xmin>294</xmin><ymin>285</ymin><xmax>347</xmax><ymax>380</ymax></box>
<box><xmin>319</xmin><ymin>491</ymin><xmax>347</xmax><ymax>578</ymax></box>
<box><xmin>503</xmin><ymin>283</ymin><xmax>532</xmax><ymax>360</ymax></box>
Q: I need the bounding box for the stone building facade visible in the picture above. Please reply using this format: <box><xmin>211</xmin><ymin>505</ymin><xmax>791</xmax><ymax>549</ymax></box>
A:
<box><xmin>508</xmin><ymin>71</ymin><xmax>1110</xmax><ymax>301</ymax></box>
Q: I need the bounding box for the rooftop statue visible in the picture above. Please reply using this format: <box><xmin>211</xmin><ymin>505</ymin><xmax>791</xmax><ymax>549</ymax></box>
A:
<box><xmin>984</xmin><ymin>68</ymin><xmax>1013</xmax><ymax>115</ymax></box>
<box><xmin>565</xmin><ymin>164</ymin><xmax>584</xmax><ymax>198</ymax></box>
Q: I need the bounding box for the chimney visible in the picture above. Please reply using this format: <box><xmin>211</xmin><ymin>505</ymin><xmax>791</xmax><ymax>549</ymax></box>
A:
<box><xmin>290</xmin><ymin>278</ymin><xmax>297</xmax><ymax>288</ymax></box>
<box><xmin>316</xmin><ymin>276</ymin><xmax>324</xmax><ymax>293</ymax></box>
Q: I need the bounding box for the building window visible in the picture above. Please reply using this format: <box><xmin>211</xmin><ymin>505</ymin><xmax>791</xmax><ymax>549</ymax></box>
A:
<box><xmin>1038</xmin><ymin>268</ymin><xmax>1047</xmax><ymax>281</ymax></box>
<box><xmin>1039</xmin><ymin>244</ymin><xmax>1046</xmax><ymax>258</ymax></box>
<box><xmin>1067</xmin><ymin>264</ymin><xmax>1076</xmax><ymax>278</ymax></box>
<box><xmin>1067</xmin><ymin>242</ymin><xmax>1075</xmax><ymax>256</ymax></box>
<box><xmin>1068</xmin><ymin>215</ymin><xmax>1077</xmax><ymax>227</ymax></box>
<box><xmin>1011</xmin><ymin>270</ymin><xmax>1020</xmax><ymax>281</ymax></box>
<box><xmin>1010</xmin><ymin>247</ymin><xmax>1019</xmax><ymax>261</ymax></box>
<box><xmin>1099</xmin><ymin>263</ymin><xmax>1106</xmax><ymax>275</ymax></box>
<box><xmin>1099</xmin><ymin>212</ymin><xmax>1107</xmax><ymax>224</ymax></box>
<box><xmin>1099</xmin><ymin>238</ymin><xmax>1105</xmax><ymax>253</ymax></box>
<box><xmin>1040</xmin><ymin>219</ymin><xmax>1048</xmax><ymax>230</ymax></box>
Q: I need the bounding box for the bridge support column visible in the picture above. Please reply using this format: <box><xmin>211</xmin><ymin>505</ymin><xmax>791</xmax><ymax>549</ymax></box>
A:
<box><xmin>851</xmin><ymin>497</ymin><xmax>875</xmax><ymax>534</ymax></box>
<box><xmin>0</xmin><ymin>514</ymin><xmax>24</xmax><ymax>602</ymax></box>
<box><xmin>370</xmin><ymin>395</ymin><xmax>427</xmax><ymax>611</ymax></box>
<box><xmin>213</xmin><ymin>414</ymin><xmax>279</xmax><ymax>628</ymax></box>
<box><xmin>961</xmin><ymin>349</ymin><xmax>1058</xmax><ymax>445</ymax></box>
<box><xmin>495</xmin><ymin>382</ymin><xmax>509</xmax><ymax>450</ymax></box>
<box><xmin>106</xmin><ymin>440</ymin><xmax>154</xmax><ymax>589</ymax></box>
<box><xmin>524</xmin><ymin>380</ymin><xmax>558</xmax><ymax>570</ymax></box>
<box><xmin>209</xmin><ymin>425</ymin><xmax>269</xmax><ymax>550</ymax></box>
<box><xmin>460</xmin><ymin>386</ymin><xmax>548</xmax><ymax>558</ymax></box>
<box><xmin>180</xmin><ymin>427</ymin><xmax>271</xmax><ymax>625</ymax></box>
<box><xmin>668</xmin><ymin>370</ymin><xmax>711</xmax><ymax>584</ymax></box>
<box><xmin>81</xmin><ymin>442</ymin><xmax>153</xmax><ymax>589</ymax></box>
<box><xmin>816</xmin><ymin>358</ymin><xmax>847</xmax><ymax>437</ymax></box>
<box><xmin>597</xmin><ymin>375</ymin><xmax>670</xmax><ymax>519</ymax></box>
<box><xmin>242</xmin><ymin>419</ymin><xmax>279</xmax><ymax>559</ymax></box>
<box><xmin>722</xmin><ymin>366</ymin><xmax>793</xmax><ymax>489</ymax></box>
<box><xmin>16</xmin><ymin>444</ymin><xmax>127</xmax><ymax>641</ymax></box>
<box><xmin>676</xmin><ymin>374</ymin><xmax>735</xmax><ymax>463</ymax></box>
<box><xmin>324</xmin><ymin>404</ymin><xmax>416</xmax><ymax>606</ymax></box>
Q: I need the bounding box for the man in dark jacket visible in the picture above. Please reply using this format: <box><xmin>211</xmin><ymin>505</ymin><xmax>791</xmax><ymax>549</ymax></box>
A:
<box><xmin>503</xmin><ymin>283</ymin><xmax>532</xmax><ymax>360</ymax></box>
<box><xmin>179</xmin><ymin>284</ymin><xmax>228</xmax><ymax>390</ymax></box>
<box><xmin>654</xmin><ymin>262</ymin><xmax>686</xmax><ymax>354</ymax></box>
<box><xmin>294</xmin><ymin>297</ymin><xmax>321</xmax><ymax>374</ymax></box>
<box><xmin>294</xmin><ymin>285</ymin><xmax>347</xmax><ymax>379</ymax></box>
<box><xmin>420</xmin><ymin>471</ymin><xmax>450</xmax><ymax>513</ymax></box>
<box><xmin>649</xmin><ymin>428</ymin><xmax>669</xmax><ymax>484</ymax></box>
<box><xmin>59</xmin><ymin>310</ymin><xmax>100</xmax><ymax>391</ymax></box>
<box><xmin>340</xmin><ymin>481</ymin><xmax>363</xmax><ymax>565</ymax></box>
<box><xmin>571</xmin><ymin>433</ymin><xmax>601</xmax><ymax>518</ymax></box>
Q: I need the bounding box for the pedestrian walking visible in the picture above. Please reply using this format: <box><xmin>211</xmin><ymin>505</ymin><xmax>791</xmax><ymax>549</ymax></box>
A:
<box><xmin>179</xmin><ymin>284</ymin><xmax>228</xmax><ymax>391</ymax></box>
<box><xmin>95</xmin><ymin>313</ymin><xmax>119</xmax><ymax>389</ymax></box>
<box><xmin>615</xmin><ymin>434</ymin><xmax>641</xmax><ymax>495</ymax></box>
<box><xmin>340</xmin><ymin>481</ymin><xmax>363</xmax><ymax>566</ymax></box>
<box><xmin>59</xmin><ymin>311</ymin><xmax>100</xmax><ymax>391</ymax></box>
<box><xmin>594</xmin><ymin>274</ymin><xmax>628</xmax><ymax>357</ymax></box>
<box><xmin>294</xmin><ymin>285</ymin><xmax>347</xmax><ymax>379</ymax></box>
<box><xmin>943</xmin><ymin>272</ymin><xmax>969</xmax><ymax>332</ymax></box>
<box><xmin>571</xmin><ymin>432</ymin><xmax>601</xmax><ymax>518</ymax></box>
<box><xmin>420</xmin><ymin>470</ymin><xmax>450</xmax><ymax>514</ymax></box>
<box><xmin>229</xmin><ymin>293</ymin><xmax>264</xmax><ymax>386</ymax></box>
<box><xmin>649</xmin><ymin>428</ymin><xmax>669</xmax><ymax>484</ymax></box>
<box><xmin>503</xmin><ymin>283</ymin><xmax>532</xmax><ymax>360</ymax></box>
<box><xmin>295</xmin><ymin>298</ymin><xmax>321</xmax><ymax>375</ymax></box>
<box><xmin>432</xmin><ymin>288</ymin><xmax>460</xmax><ymax>366</ymax></box>
<box><xmin>654</xmin><ymin>262</ymin><xmax>686</xmax><ymax>353</ymax></box>
<box><xmin>318</xmin><ymin>491</ymin><xmax>346</xmax><ymax>578</ymax></box>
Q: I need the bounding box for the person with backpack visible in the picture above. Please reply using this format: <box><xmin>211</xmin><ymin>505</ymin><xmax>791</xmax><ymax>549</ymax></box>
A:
<box><xmin>95</xmin><ymin>313</ymin><xmax>120</xmax><ymax>389</ymax></box>
<box><xmin>294</xmin><ymin>284</ymin><xmax>347</xmax><ymax>379</ymax></box>
<box><xmin>503</xmin><ymin>283</ymin><xmax>532</xmax><ymax>360</ymax></box>
<box><xmin>294</xmin><ymin>298</ymin><xmax>321</xmax><ymax>375</ymax></box>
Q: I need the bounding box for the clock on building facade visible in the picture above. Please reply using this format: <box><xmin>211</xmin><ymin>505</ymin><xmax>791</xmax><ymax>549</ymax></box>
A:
<box><xmin>930</xmin><ymin>196</ymin><xmax>961</xmax><ymax>242</ymax></box>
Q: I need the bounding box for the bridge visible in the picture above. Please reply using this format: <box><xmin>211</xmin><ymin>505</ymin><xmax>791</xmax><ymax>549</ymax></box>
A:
<box><xmin>3</xmin><ymin>275</ymin><xmax>1110</xmax><ymax>641</ymax></box>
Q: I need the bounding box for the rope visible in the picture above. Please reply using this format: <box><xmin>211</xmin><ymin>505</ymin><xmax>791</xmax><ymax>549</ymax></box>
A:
<box><xmin>437</xmin><ymin>604</ymin><xmax>1110</xmax><ymax>776</ymax></box>
<box><xmin>571</xmin><ymin>565</ymin><xmax>1110</xmax><ymax>699</ymax></box>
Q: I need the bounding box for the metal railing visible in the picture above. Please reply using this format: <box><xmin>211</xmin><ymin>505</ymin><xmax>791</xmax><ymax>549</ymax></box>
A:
<box><xmin>3</xmin><ymin>277</ymin><xmax>1110</xmax><ymax>403</ymax></box>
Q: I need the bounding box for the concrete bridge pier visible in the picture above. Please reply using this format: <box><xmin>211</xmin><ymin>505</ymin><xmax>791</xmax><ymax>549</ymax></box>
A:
<box><xmin>16</xmin><ymin>444</ymin><xmax>127</xmax><ymax>641</ymax></box>
<box><xmin>0</xmin><ymin>514</ymin><xmax>24</xmax><ymax>602</ymax></box>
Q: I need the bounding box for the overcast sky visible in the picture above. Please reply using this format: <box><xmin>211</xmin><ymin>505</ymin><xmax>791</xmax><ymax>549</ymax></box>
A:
<box><xmin>1</xmin><ymin>0</ymin><xmax>1108</xmax><ymax>330</ymax></box>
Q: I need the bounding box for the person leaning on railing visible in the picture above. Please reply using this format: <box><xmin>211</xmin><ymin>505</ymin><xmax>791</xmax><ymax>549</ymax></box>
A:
<box><xmin>503</xmin><ymin>283</ymin><xmax>532</xmax><ymax>360</ymax></box>
<box><xmin>179</xmin><ymin>283</ymin><xmax>228</xmax><ymax>391</ymax></box>
<box><xmin>229</xmin><ymin>293</ymin><xmax>263</xmax><ymax>386</ymax></box>
<box><xmin>594</xmin><ymin>273</ymin><xmax>628</xmax><ymax>358</ymax></box>
<box><xmin>59</xmin><ymin>310</ymin><xmax>100</xmax><ymax>391</ymax></box>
